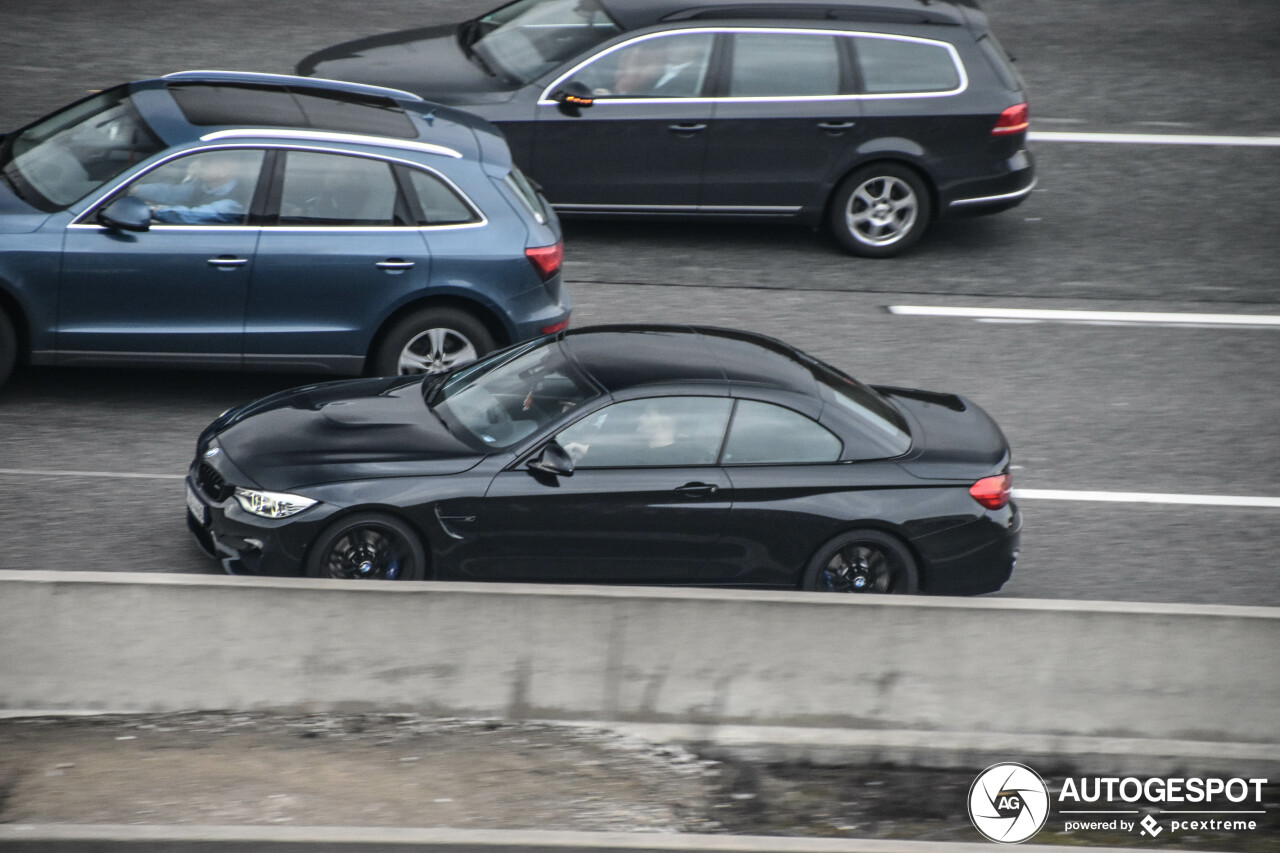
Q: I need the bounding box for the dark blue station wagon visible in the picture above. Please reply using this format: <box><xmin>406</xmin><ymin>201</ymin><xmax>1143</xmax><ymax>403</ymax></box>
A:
<box><xmin>0</xmin><ymin>71</ymin><xmax>572</xmax><ymax>388</ymax></box>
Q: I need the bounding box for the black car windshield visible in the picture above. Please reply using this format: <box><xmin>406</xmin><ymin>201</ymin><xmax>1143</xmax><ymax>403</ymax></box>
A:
<box><xmin>469</xmin><ymin>0</ymin><xmax>622</xmax><ymax>85</ymax></box>
<box><xmin>432</xmin><ymin>339</ymin><xmax>599</xmax><ymax>450</ymax></box>
<box><xmin>0</xmin><ymin>86</ymin><xmax>166</xmax><ymax>211</ymax></box>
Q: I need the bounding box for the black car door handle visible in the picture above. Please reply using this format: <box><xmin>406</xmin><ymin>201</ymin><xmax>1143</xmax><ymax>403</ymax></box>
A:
<box><xmin>206</xmin><ymin>255</ymin><xmax>248</xmax><ymax>268</ymax></box>
<box><xmin>668</xmin><ymin>123</ymin><xmax>708</xmax><ymax>134</ymax></box>
<box><xmin>675</xmin><ymin>482</ymin><xmax>719</xmax><ymax>497</ymax></box>
<box><xmin>375</xmin><ymin>259</ymin><xmax>415</xmax><ymax>270</ymax></box>
<box><xmin>817</xmin><ymin>120</ymin><xmax>856</xmax><ymax>131</ymax></box>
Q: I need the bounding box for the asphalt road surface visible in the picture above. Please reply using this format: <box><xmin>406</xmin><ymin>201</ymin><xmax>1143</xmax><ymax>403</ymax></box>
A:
<box><xmin>1</xmin><ymin>0</ymin><xmax>1277</xmax><ymax>606</ymax></box>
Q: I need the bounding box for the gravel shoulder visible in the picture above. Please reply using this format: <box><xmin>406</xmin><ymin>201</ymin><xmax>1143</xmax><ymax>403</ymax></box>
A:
<box><xmin>1</xmin><ymin>714</ymin><xmax>1276</xmax><ymax>850</ymax></box>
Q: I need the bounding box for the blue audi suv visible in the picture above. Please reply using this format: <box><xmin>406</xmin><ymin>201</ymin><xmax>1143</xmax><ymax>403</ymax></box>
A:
<box><xmin>0</xmin><ymin>71</ymin><xmax>571</xmax><ymax>388</ymax></box>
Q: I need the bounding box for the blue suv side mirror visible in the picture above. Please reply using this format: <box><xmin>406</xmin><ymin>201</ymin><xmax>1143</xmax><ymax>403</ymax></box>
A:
<box><xmin>98</xmin><ymin>197</ymin><xmax>152</xmax><ymax>232</ymax></box>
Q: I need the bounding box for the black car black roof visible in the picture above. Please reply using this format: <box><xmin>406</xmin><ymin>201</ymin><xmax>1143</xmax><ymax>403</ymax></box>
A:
<box><xmin>561</xmin><ymin>325</ymin><xmax>825</xmax><ymax>396</ymax></box>
<box><xmin>596</xmin><ymin>0</ymin><xmax>979</xmax><ymax>29</ymax></box>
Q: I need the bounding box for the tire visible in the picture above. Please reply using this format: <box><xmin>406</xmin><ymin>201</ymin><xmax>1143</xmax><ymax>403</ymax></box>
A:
<box><xmin>371</xmin><ymin>307</ymin><xmax>495</xmax><ymax>377</ymax></box>
<box><xmin>0</xmin><ymin>310</ymin><xmax>16</xmax><ymax>389</ymax></box>
<box><xmin>802</xmin><ymin>529</ymin><xmax>919</xmax><ymax>594</ymax></box>
<box><xmin>304</xmin><ymin>512</ymin><xmax>427</xmax><ymax>581</ymax></box>
<box><xmin>829</xmin><ymin>164</ymin><xmax>932</xmax><ymax>258</ymax></box>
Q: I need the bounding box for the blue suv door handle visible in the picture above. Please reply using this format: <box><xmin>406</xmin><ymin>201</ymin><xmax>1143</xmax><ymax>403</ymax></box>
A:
<box><xmin>375</xmin><ymin>259</ymin><xmax>415</xmax><ymax>270</ymax></box>
<box><xmin>817</xmin><ymin>120</ymin><xmax>856</xmax><ymax>132</ymax></box>
<box><xmin>206</xmin><ymin>256</ymin><xmax>248</xmax><ymax>268</ymax></box>
<box><xmin>668</xmin><ymin>123</ymin><xmax>708</xmax><ymax>134</ymax></box>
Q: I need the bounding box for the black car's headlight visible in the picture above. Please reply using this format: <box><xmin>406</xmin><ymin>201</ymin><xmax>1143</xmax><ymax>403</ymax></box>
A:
<box><xmin>233</xmin><ymin>488</ymin><xmax>318</xmax><ymax>519</ymax></box>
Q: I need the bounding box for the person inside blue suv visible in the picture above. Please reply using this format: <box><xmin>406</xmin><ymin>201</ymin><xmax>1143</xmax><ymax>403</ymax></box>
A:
<box><xmin>129</xmin><ymin>149</ymin><xmax>258</xmax><ymax>225</ymax></box>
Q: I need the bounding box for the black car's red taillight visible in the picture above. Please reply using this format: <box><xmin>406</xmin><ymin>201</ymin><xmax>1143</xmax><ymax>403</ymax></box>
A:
<box><xmin>970</xmin><ymin>472</ymin><xmax>1012</xmax><ymax>510</ymax></box>
<box><xmin>525</xmin><ymin>241</ymin><xmax>563</xmax><ymax>281</ymax></box>
<box><xmin>991</xmin><ymin>103</ymin><xmax>1029</xmax><ymax>136</ymax></box>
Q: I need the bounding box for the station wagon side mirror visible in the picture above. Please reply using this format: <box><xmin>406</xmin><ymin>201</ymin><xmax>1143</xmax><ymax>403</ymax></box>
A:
<box><xmin>553</xmin><ymin>82</ymin><xmax>594</xmax><ymax>117</ymax></box>
<box><xmin>528</xmin><ymin>439</ymin><xmax>575</xmax><ymax>477</ymax></box>
<box><xmin>98</xmin><ymin>196</ymin><xmax>152</xmax><ymax>233</ymax></box>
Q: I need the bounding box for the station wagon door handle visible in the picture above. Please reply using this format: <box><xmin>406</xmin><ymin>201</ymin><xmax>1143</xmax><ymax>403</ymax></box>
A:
<box><xmin>667</xmin><ymin>123</ymin><xmax>708</xmax><ymax>134</ymax></box>
<box><xmin>206</xmin><ymin>255</ymin><xmax>248</xmax><ymax>268</ymax></box>
<box><xmin>817</xmin><ymin>120</ymin><xmax>856</xmax><ymax>131</ymax></box>
<box><xmin>675</xmin><ymin>482</ymin><xmax>719</xmax><ymax>497</ymax></box>
<box><xmin>375</xmin><ymin>259</ymin><xmax>415</xmax><ymax>270</ymax></box>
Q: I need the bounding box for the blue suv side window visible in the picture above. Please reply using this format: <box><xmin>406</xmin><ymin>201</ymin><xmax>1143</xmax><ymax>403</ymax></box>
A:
<box><xmin>278</xmin><ymin>151</ymin><xmax>399</xmax><ymax>226</ymax></box>
<box><xmin>126</xmin><ymin>149</ymin><xmax>263</xmax><ymax>225</ymax></box>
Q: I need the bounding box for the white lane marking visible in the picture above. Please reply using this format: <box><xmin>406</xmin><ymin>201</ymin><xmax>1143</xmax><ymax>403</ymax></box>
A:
<box><xmin>887</xmin><ymin>305</ymin><xmax>1280</xmax><ymax>327</ymax></box>
<box><xmin>1029</xmin><ymin>130</ymin><xmax>1280</xmax><ymax>147</ymax></box>
<box><xmin>1015</xmin><ymin>489</ymin><xmax>1280</xmax><ymax>509</ymax></box>
<box><xmin>0</xmin><ymin>468</ymin><xmax>184</xmax><ymax>480</ymax></box>
<box><xmin>2</xmin><ymin>469</ymin><xmax>1276</xmax><ymax>509</ymax></box>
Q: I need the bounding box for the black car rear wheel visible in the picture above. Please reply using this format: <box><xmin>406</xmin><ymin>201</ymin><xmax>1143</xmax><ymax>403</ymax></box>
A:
<box><xmin>803</xmin><ymin>529</ymin><xmax>919</xmax><ymax>594</ymax></box>
<box><xmin>305</xmin><ymin>513</ymin><xmax>427</xmax><ymax>581</ymax></box>
<box><xmin>829</xmin><ymin>164</ymin><xmax>932</xmax><ymax>258</ymax></box>
<box><xmin>371</xmin><ymin>307</ymin><xmax>495</xmax><ymax>376</ymax></box>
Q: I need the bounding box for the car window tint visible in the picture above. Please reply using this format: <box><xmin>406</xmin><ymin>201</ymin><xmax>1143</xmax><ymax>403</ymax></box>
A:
<box><xmin>721</xmin><ymin>400</ymin><xmax>841</xmax><ymax>464</ymax></box>
<box><xmin>406</xmin><ymin>169</ymin><xmax>479</xmax><ymax>225</ymax></box>
<box><xmin>278</xmin><ymin>151</ymin><xmax>397</xmax><ymax>226</ymax></box>
<box><xmin>568</xmin><ymin>33</ymin><xmax>715</xmax><ymax>98</ymax></box>
<box><xmin>729</xmin><ymin>33</ymin><xmax>840</xmax><ymax>97</ymax></box>
<box><xmin>124</xmin><ymin>148</ymin><xmax>263</xmax><ymax>226</ymax></box>
<box><xmin>558</xmin><ymin>397</ymin><xmax>731</xmax><ymax>468</ymax></box>
<box><xmin>167</xmin><ymin>84</ymin><xmax>416</xmax><ymax>138</ymax></box>
<box><xmin>854</xmin><ymin>36</ymin><xmax>960</xmax><ymax>94</ymax></box>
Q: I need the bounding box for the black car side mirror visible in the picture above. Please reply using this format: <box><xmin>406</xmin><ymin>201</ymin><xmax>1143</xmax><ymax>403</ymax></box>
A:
<box><xmin>98</xmin><ymin>197</ymin><xmax>152</xmax><ymax>232</ymax></box>
<box><xmin>528</xmin><ymin>440</ymin><xmax>574</xmax><ymax>477</ymax></box>
<box><xmin>553</xmin><ymin>82</ymin><xmax>594</xmax><ymax>117</ymax></box>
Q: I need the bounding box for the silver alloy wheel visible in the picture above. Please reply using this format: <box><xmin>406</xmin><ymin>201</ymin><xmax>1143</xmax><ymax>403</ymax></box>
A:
<box><xmin>845</xmin><ymin>175</ymin><xmax>919</xmax><ymax>247</ymax></box>
<box><xmin>397</xmin><ymin>327</ymin><xmax>478</xmax><ymax>374</ymax></box>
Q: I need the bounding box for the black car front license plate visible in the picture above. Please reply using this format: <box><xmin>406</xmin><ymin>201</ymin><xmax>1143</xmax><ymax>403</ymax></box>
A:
<box><xmin>186</xmin><ymin>482</ymin><xmax>208</xmax><ymax>525</ymax></box>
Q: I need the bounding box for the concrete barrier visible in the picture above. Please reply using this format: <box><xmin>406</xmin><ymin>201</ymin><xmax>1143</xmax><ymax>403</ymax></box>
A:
<box><xmin>1</xmin><ymin>571</ymin><xmax>1277</xmax><ymax>772</ymax></box>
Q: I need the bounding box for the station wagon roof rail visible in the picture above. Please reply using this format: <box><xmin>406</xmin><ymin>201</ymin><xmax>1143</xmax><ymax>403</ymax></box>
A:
<box><xmin>161</xmin><ymin>70</ymin><xmax>426</xmax><ymax>103</ymax></box>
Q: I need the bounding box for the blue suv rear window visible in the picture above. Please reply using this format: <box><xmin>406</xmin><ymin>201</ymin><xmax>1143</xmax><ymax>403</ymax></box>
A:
<box><xmin>167</xmin><ymin>84</ymin><xmax>417</xmax><ymax>139</ymax></box>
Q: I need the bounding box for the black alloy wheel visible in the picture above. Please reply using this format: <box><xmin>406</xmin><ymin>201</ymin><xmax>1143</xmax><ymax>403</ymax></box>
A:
<box><xmin>829</xmin><ymin>163</ymin><xmax>932</xmax><ymax>258</ymax></box>
<box><xmin>371</xmin><ymin>306</ymin><xmax>495</xmax><ymax>376</ymax></box>
<box><xmin>305</xmin><ymin>513</ymin><xmax>427</xmax><ymax>581</ymax></box>
<box><xmin>803</xmin><ymin>529</ymin><xmax>919</xmax><ymax>594</ymax></box>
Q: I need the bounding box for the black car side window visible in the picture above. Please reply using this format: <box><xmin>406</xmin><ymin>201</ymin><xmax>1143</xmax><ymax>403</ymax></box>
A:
<box><xmin>125</xmin><ymin>148</ymin><xmax>263</xmax><ymax>226</ymax></box>
<box><xmin>853</xmin><ymin>36</ymin><xmax>961</xmax><ymax>95</ymax></box>
<box><xmin>557</xmin><ymin>397</ymin><xmax>731</xmax><ymax>468</ymax></box>
<box><xmin>729</xmin><ymin>32</ymin><xmax>842</xmax><ymax>97</ymax></box>
<box><xmin>721</xmin><ymin>400</ymin><xmax>841</xmax><ymax>465</ymax></box>
<box><xmin>567</xmin><ymin>33</ymin><xmax>715</xmax><ymax>99</ymax></box>
<box><xmin>277</xmin><ymin>151</ymin><xmax>398</xmax><ymax>226</ymax></box>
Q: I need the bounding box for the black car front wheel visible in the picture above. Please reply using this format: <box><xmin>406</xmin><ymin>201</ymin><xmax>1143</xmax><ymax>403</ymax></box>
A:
<box><xmin>803</xmin><ymin>529</ymin><xmax>919</xmax><ymax>594</ymax></box>
<box><xmin>829</xmin><ymin>164</ymin><xmax>932</xmax><ymax>258</ymax></box>
<box><xmin>305</xmin><ymin>513</ymin><xmax>427</xmax><ymax>581</ymax></box>
<box><xmin>372</xmin><ymin>307</ymin><xmax>495</xmax><ymax>376</ymax></box>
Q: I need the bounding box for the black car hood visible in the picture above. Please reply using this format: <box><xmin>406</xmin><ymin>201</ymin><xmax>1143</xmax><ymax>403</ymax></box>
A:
<box><xmin>211</xmin><ymin>376</ymin><xmax>484</xmax><ymax>491</ymax></box>
<box><xmin>877</xmin><ymin>386</ymin><xmax>1011</xmax><ymax>480</ymax></box>
<box><xmin>297</xmin><ymin>24</ymin><xmax>521</xmax><ymax>106</ymax></box>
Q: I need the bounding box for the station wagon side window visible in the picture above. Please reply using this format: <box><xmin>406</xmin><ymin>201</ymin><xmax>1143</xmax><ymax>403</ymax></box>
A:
<box><xmin>124</xmin><ymin>148</ymin><xmax>264</xmax><ymax>226</ymax></box>
<box><xmin>557</xmin><ymin>397</ymin><xmax>732</xmax><ymax>468</ymax></box>
<box><xmin>720</xmin><ymin>400</ymin><xmax>842</xmax><ymax>465</ymax></box>
<box><xmin>566</xmin><ymin>33</ymin><xmax>716</xmax><ymax>99</ymax></box>
<box><xmin>728</xmin><ymin>32</ymin><xmax>843</xmax><ymax>97</ymax></box>
<box><xmin>277</xmin><ymin>150</ymin><xmax>399</xmax><ymax>226</ymax></box>
<box><xmin>852</xmin><ymin>36</ymin><xmax>962</xmax><ymax>95</ymax></box>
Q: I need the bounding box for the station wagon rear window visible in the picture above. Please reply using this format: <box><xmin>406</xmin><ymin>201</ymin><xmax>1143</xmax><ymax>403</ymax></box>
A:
<box><xmin>853</xmin><ymin>36</ymin><xmax>961</xmax><ymax>94</ymax></box>
<box><xmin>167</xmin><ymin>84</ymin><xmax>417</xmax><ymax>138</ymax></box>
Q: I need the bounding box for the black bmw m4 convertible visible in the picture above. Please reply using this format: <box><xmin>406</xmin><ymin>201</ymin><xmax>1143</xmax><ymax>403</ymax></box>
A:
<box><xmin>186</xmin><ymin>325</ymin><xmax>1020</xmax><ymax>594</ymax></box>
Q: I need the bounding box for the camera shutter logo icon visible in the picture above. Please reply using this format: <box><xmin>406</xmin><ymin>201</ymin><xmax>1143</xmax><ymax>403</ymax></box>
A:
<box><xmin>968</xmin><ymin>763</ymin><xmax>1051</xmax><ymax>843</ymax></box>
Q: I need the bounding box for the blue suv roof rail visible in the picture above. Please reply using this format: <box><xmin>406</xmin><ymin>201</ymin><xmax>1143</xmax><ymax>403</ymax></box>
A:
<box><xmin>161</xmin><ymin>70</ymin><xmax>426</xmax><ymax>104</ymax></box>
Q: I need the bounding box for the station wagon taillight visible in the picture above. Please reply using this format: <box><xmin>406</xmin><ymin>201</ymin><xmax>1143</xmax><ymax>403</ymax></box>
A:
<box><xmin>525</xmin><ymin>241</ymin><xmax>563</xmax><ymax>281</ymax></box>
<box><xmin>991</xmin><ymin>103</ymin><xmax>1029</xmax><ymax>136</ymax></box>
<box><xmin>970</xmin><ymin>473</ymin><xmax>1012</xmax><ymax>510</ymax></box>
